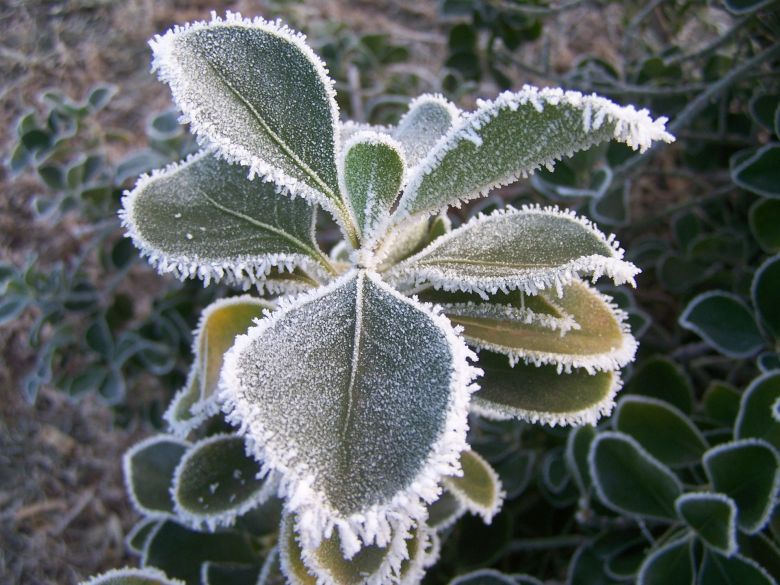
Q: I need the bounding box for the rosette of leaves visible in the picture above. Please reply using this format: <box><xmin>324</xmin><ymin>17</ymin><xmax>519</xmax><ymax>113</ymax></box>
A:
<box><xmin>86</xmin><ymin>11</ymin><xmax>673</xmax><ymax>585</ymax></box>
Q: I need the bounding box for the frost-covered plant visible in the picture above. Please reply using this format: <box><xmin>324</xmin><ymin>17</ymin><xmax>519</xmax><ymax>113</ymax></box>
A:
<box><xmin>86</xmin><ymin>11</ymin><xmax>674</xmax><ymax>585</ymax></box>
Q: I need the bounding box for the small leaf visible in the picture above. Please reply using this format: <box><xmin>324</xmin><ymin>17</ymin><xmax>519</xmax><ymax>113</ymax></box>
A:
<box><xmin>703</xmin><ymin>439</ymin><xmax>780</xmax><ymax>534</ymax></box>
<box><xmin>495</xmin><ymin>449</ymin><xmax>536</xmax><ymax>499</ymax></box>
<box><xmin>163</xmin><ymin>367</ymin><xmax>206</xmax><ymax>437</ymax></box>
<box><xmin>143</xmin><ymin>520</ymin><xmax>257</xmax><ymax>585</ymax></box>
<box><xmin>446</xmin><ymin>280</ymin><xmax>635</xmax><ymax>374</ymax></box>
<box><xmin>123</xmin><ymin>435</ymin><xmax>188</xmax><ymax>517</ymax></box>
<box><xmin>394</xmin><ymin>85</ymin><xmax>673</xmax><ymax>219</ymax></box>
<box><xmin>126</xmin><ymin>518</ymin><xmax>160</xmax><ymax>556</ymax></box>
<box><xmin>567</xmin><ymin>545</ymin><xmax>617</xmax><ymax>585</ymax></box>
<box><xmin>750</xmin><ymin>199</ymin><xmax>780</xmax><ymax>253</ymax></box>
<box><xmin>472</xmin><ymin>353</ymin><xmax>621</xmax><ymax>427</ymax></box>
<box><xmin>724</xmin><ymin>0</ymin><xmax>776</xmax><ymax>15</ymax></box>
<box><xmin>736</xmin><ymin>372</ymin><xmax>780</xmax><ymax>451</ymax></box>
<box><xmin>637</xmin><ymin>537</ymin><xmax>694</xmax><ymax>585</ymax></box>
<box><xmin>625</xmin><ymin>356</ymin><xmax>693</xmax><ymax>414</ymax></box>
<box><xmin>389</xmin><ymin>205</ymin><xmax>639</xmax><ymax>297</ymax></box>
<box><xmin>427</xmin><ymin>490</ymin><xmax>465</xmax><ymax>530</ymax></box>
<box><xmin>150</xmin><ymin>14</ymin><xmax>343</xmax><ymax>213</ymax></box>
<box><xmin>732</xmin><ymin>144</ymin><xmax>780</xmax><ymax>198</ymax></box>
<box><xmin>675</xmin><ymin>493</ymin><xmax>737</xmax><ymax>556</ymax></box>
<box><xmin>442</xmin><ymin>450</ymin><xmax>504</xmax><ymax>522</ymax></box>
<box><xmin>0</xmin><ymin>295</ymin><xmax>29</xmax><ymax>326</ymax></box>
<box><xmin>566</xmin><ymin>425</ymin><xmax>596</xmax><ymax>494</ymax></box>
<box><xmin>589</xmin><ymin>431</ymin><xmax>682</xmax><ymax>521</ymax></box>
<box><xmin>201</xmin><ymin>562</ymin><xmax>261</xmax><ymax>585</ymax></box>
<box><xmin>87</xmin><ymin>83</ymin><xmax>117</xmax><ymax>111</ymax></box>
<box><xmin>703</xmin><ymin>382</ymin><xmax>741</xmax><ymax>426</ymax></box>
<box><xmin>194</xmin><ymin>296</ymin><xmax>272</xmax><ymax>410</ymax></box>
<box><xmin>752</xmin><ymin>255</ymin><xmax>780</xmax><ymax>340</ymax></box>
<box><xmin>679</xmin><ymin>291</ymin><xmax>764</xmax><ymax>358</ymax></box>
<box><xmin>375</xmin><ymin>216</ymin><xmax>433</xmax><ymax>271</ymax></box>
<box><xmin>450</xmin><ymin>569</ymin><xmax>518</xmax><ymax>585</ymax></box>
<box><xmin>80</xmin><ymin>567</ymin><xmax>185</xmax><ymax>585</ymax></box>
<box><xmin>614</xmin><ymin>396</ymin><xmax>708</xmax><ymax>468</ymax></box>
<box><xmin>220</xmin><ymin>270</ymin><xmax>479</xmax><ymax>556</ymax></box>
<box><xmin>698</xmin><ymin>550</ymin><xmax>775</xmax><ymax>585</ymax></box>
<box><xmin>121</xmin><ymin>150</ymin><xmax>330</xmax><ymax>286</ymax></box>
<box><xmin>393</xmin><ymin>94</ymin><xmax>460</xmax><ymax>166</ymax></box>
<box><xmin>172</xmin><ymin>434</ymin><xmax>273</xmax><ymax>529</ymax></box>
<box><xmin>341</xmin><ymin>132</ymin><xmax>405</xmax><ymax>240</ymax></box>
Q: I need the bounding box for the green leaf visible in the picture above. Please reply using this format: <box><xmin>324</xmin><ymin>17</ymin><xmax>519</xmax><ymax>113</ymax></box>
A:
<box><xmin>389</xmin><ymin>206</ymin><xmax>640</xmax><ymax>297</ymax></box>
<box><xmin>750</xmin><ymin>94</ymin><xmax>780</xmax><ymax>131</ymax></box>
<box><xmin>0</xmin><ymin>295</ymin><xmax>29</xmax><ymax>326</ymax></box>
<box><xmin>732</xmin><ymin>144</ymin><xmax>780</xmax><ymax>199</ymax></box>
<box><xmin>704</xmin><ymin>382</ymin><xmax>741</xmax><ymax>426</ymax></box>
<box><xmin>753</xmin><ymin>255</ymin><xmax>780</xmax><ymax>339</ymax></box>
<box><xmin>495</xmin><ymin>449</ymin><xmax>536</xmax><ymax>499</ymax></box>
<box><xmin>450</xmin><ymin>569</ymin><xmax>518</xmax><ymax>585</ymax></box>
<box><xmin>444</xmin><ymin>280</ymin><xmax>635</xmax><ymax>374</ymax></box>
<box><xmin>614</xmin><ymin>396</ymin><xmax>708</xmax><ymax>468</ymax></box>
<box><xmin>121</xmin><ymin>150</ymin><xmax>330</xmax><ymax>286</ymax></box>
<box><xmin>637</xmin><ymin>537</ymin><xmax>694</xmax><ymax>585</ymax></box>
<box><xmin>80</xmin><ymin>567</ymin><xmax>185</xmax><ymax>585</ymax></box>
<box><xmin>472</xmin><ymin>352</ymin><xmax>621</xmax><ymax>426</ymax></box>
<box><xmin>150</xmin><ymin>14</ymin><xmax>344</xmax><ymax>213</ymax></box>
<box><xmin>393</xmin><ymin>94</ymin><xmax>460</xmax><ymax>167</ymax></box>
<box><xmin>566</xmin><ymin>425</ymin><xmax>596</xmax><ymax>494</ymax></box>
<box><xmin>736</xmin><ymin>372</ymin><xmax>780</xmax><ymax>451</ymax></box>
<box><xmin>193</xmin><ymin>296</ymin><xmax>272</xmax><ymax>412</ymax></box>
<box><xmin>172</xmin><ymin>434</ymin><xmax>273</xmax><ymax>529</ymax></box>
<box><xmin>394</xmin><ymin>85</ymin><xmax>672</xmax><ymax>219</ymax></box>
<box><xmin>427</xmin><ymin>490</ymin><xmax>465</xmax><ymax>530</ymax></box>
<box><xmin>341</xmin><ymin>133</ymin><xmax>405</xmax><ymax>240</ymax></box>
<box><xmin>589</xmin><ymin>431</ymin><xmax>682</xmax><ymax>521</ymax></box>
<box><xmin>625</xmin><ymin>356</ymin><xmax>693</xmax><ymax>414</ymax></box>
<box><xmin>201</xmin><ymin>562</ymin><xmax>261</xmax><ymax>585</ymax></box>
<box><xmin>750</xmin><ymin>199</ymin><xmax>780</xmax><ymax>253</ymax></box>
<box><xmin>375</xmin><ymin>216</ymin><xmax>433</xmax><ymax>271</ymax></box>
<box><xmin>143</xmin><ymin>520</ymin><xmax>257</xmax><ymax>585</ymax></box>
<box><xmin>442</xmin><ymin>450</ymin><xmax>504</xmax><ymax>522</ymax></box>
<box><xmin>703</xmin><ymin>439</ymin><xmax>780</xmax><ymax>534</ymax></box>
<box><xmin>163</xmin><ymin>367</ymin><xmax>206</xmax><ymax>437</ymax></box>
<box><xmin>567</xmin><ymin>545</ymin><xmax>618</xmax><ymax>585</ymax></box>
<box><xmin>724</xmin><ymin>0</ymin><xmax>776</xmax><ymax>14</ymax></box>
<box><xmin>126</xmin><ymin>518</ymin><xmax>160</xmax><ymax>556</ymax></box>
<box><xmin>697</xmin><ymin>550</ymin><xmax>775</xmax><ymax>585</ymax></box>
<box><xmin>123</xmin><ymin>435</ymin><xmax>188</xmax><ymax>517</ymax></box>
<box><xmin>220</xmin><ymin>270</ymin><xmax>479</xmax><ymax>556</ymax></box>
<box><xmin>679</xmin><ymin>291</ymin><xmax>764</xmax><ymax>358</ymax></box>
<box><xmin>675</xmin><ymin>493</ymin><xmax>737</xmax><ymax>556</ymax></box>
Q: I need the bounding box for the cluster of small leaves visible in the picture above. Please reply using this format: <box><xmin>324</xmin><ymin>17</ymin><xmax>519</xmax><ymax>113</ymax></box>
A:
<box><xmin>2</xmin><ymin>85</ymin><xmax>208</xmax><ymax>406</ymax></box>
<box><xmin>80</xmin><ymin>9</ymin><xmax>676</xmax><ymax>585</ymax></box>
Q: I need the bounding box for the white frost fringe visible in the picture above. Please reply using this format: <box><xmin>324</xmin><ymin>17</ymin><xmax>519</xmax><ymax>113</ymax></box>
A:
<box><xmin>119</xmin><ymin>151</ymin><xmax>326</xmax><ymax>289</ymax></box>
<box><xmin>442</xmin><ymin>451</ymin><xmax>505</xmax><ymax>523</ymax></box>
<box><xmin>471</xmin><ymin>370</ymin><xmax>624</xmax><ymax>428</ymax></box>
<box><xmin>394</xmin><ymin>84</ymin><xmax>674</xmax><ymax>219</ymax></box>
<box><xmin>149</xmin><ymin>11</ymin><xmax>351</xmax><ymax>234</ymax></box>
<box><xmin>170</xmin><ymin>433</ymin><xmax>277</xmax><ymax>531</ymax></box>
<box><xmin>80</xmin><ymin>566</ymin><xmax>186</xmax><ymax>585</ymax></box>
<box><xmin>388</xmin><ymin>205</ymin><xmax>641</xmax><ymax>298</ymax></box>
<box><xmin>219</xmin><ymin>270</ymin><xmax>482</xmax><ymax>562</ymax></box>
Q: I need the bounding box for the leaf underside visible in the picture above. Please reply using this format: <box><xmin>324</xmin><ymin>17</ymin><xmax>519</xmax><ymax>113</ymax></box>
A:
<box><xmin>122</xmin><ymin>151</ymin><xmax>323</xmax><ymax>285</ymax></box>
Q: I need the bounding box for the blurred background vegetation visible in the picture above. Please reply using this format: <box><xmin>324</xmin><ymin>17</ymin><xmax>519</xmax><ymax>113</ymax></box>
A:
<box><xmin>1</xmin><ymin>0</ymin><xmax>779</xmax><ymax>583</ymax></box>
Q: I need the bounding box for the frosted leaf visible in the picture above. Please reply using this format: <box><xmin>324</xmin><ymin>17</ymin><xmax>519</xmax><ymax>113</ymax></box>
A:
<box><xmin>394</xmin><ymin>85</ymin><xmax>674</xmax><ymax>219</ymax></box>
<box><xmin>219</xmin><ymin>270</ymin><xmax>480</xmax><ymax>556</ymax></box>
<box><xmin>387</xmin><ymin>205</ymin><xmax>640</xmax><ymax>297</ymax></box>
<box><xmin>340</xmin><ymin>121</ymin><xmax>393</xmax><ymax>145</ymax></box>
<box><xmin>163</xmin><ymin>366</ymin><xmax>208</xmax><ymax>438</ymax></box>
<box><xmin>471</xmin><ymin>352</ymin><xmax>623</xmax><ymax>426</ymax></box>
<box><xmin>393</xmin><ymin>94</ymin><xmax>461</xmax><ymax>167</ymax></box>
<box><xmin>375</xmin><ymin>214</ymin><xmax>448</xmax><ymax>272</ymax></box>
<box><xmin>172</xmin><ymin>434</ymin><xmax>274</xmax><ymax>530</ymax></box>
<box><xmin>454</xmin><ymin>280</ymin><xmax>636</xmax><ymax>373</ymax></box>
<box><xmin>340</xmin><ymin>132</ymin><xmax>406</xmax><ymax>242</ymax></box>
<box><xmin>121</xmin><ymin>150</ymin><xmax>331</xmax><ymax>287</ymax></box>
<box><xmin>442</xmin><ymin>451</ymin><xmax>504</xmax><ymax>523</ymax></box>
<box><xmin>426</xmin><ymin>490</ymin><xmax>465</xmax><ymax>531</ymax></box>
<box><xmin>280</xmin><ymin>512</ymin><xmax>431</xmax><ymax>585</ymax></box>
<box><xmin>123</xmin><ymin>435</ymin><xmax>189</xmax><ymax>519</ymax></box>
<box><xmin>150</xmin><ymin>13</ymin><xmax>343</xmax><ymax>215</ymax></box>
<box><xmin>79</xmin><ymin>567</ymin><xmax>186</xmax><ymax>585</ymax></box>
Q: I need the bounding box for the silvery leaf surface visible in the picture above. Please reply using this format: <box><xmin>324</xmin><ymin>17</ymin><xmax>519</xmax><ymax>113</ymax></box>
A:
<box><xmin>394</xmin><ymin>85</ymin><xmax>674</xmax><ymax>220</ymax></box>
<box><xmin>387</xmin><ymin>206</ymin><xmax>639</xmax><ymax>297</ymax></box>
<box><xmin>150</xmin><ymin>13</ymin><xmax>344</xmax><ymax>219</ymax></box>
<box><xmin>441</xmin><ymin>280</ymin><xmax>636</xmax><ymax>373</ymax></box>
<box><xmin>121</xmin><ymin>150</ymin><xmax>331</xmax><ymax>287</ymax></box>
<box><xmin>472</xmin><ymin>353</ymin><xmax>622</xmax><ymax>426</ymax></box>
<box><xmin>219</xmin><ymin>270</ymin><xmax>479</xmax><ymax>557</ymax></box>
<box><xmin>393</xmin><ymin>94</ymin><xmax>461</xmax><ymax>167</ymax></box>
<box><xmin>340</xmin><ymin>132</ymin><xmax>406</xmax><ymax>242</ymax></box>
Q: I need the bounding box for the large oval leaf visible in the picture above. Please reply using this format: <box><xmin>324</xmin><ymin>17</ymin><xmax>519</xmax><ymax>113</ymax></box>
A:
<box><xmin>394</xmin><ymin>85</ymin><xmax>673</xmax><ymax>219</ymax></box>
<box><xmin>472</xmin><ymin>353</ymin><xmax>621</xmax><ymax>426</ymax></box>
<box><xmin>220</xmin><ymin>270</ymin><xmax>479</xmax><ymax>556</ymax></box>
<box><xmin>150</xmin><ymin>14</ymin><xmax>342</xmax><ymax>212</ymax></box>
<box><xmin>447</xmin><ymin>280</ymin><xmax>635</xmax><ymax>373</ymax></box>
<box><xmin>123</xmin><ymin>435</ymin><xmax>189</xmax><ymax>518</ymax></box>
<box><xmin>388</xmin><ymin>206</ymin><xmax>639</xmax><ymax>296</ymax></box>
<box><xmin>589</xmin><ymin>431</ymin><xmax>682</xmax><ymax>521</ymax></box>
<box><xmin>121</xmin><ymin>150</ymin><xmax>331</xmax><ymax>287</ymax></box>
